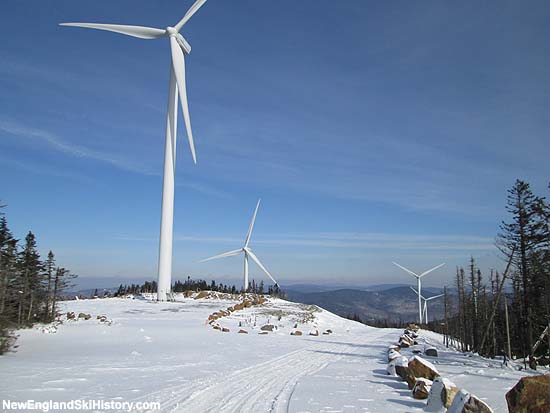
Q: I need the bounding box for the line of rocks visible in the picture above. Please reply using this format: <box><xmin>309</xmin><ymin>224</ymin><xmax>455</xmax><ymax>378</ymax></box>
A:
<box><xmin>386</xmin><ymin>324</ymin><xmax>494</xmax><ymax>413</ymax></box>
<box><xmin>207</xmin><ymin>295</ymin><xmax>267</xmax><ymax>333</ymax></box>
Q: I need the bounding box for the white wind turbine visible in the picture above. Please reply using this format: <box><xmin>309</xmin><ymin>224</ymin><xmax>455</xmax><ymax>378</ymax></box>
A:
<box><xmin>409</xmin><ymin>287</ymin><xmax>444</xmax><ymax>323</ymax></box>
<box><xmin>393</xmin><ymin>262</ymin><xmax>445</xmax><ymax>324</ymax></box>
<box><xmin>60</xmin><ymin>0</ymin><xmax>208</xmax><ymax>301</ymax></box>
<box><xmin>200</xmin><ymin>199</ymin><xmax>278</xmax><ymax>291</ymax></box>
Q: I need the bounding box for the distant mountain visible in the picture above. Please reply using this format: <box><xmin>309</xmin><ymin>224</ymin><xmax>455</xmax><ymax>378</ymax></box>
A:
<box><xmin>285</xmin><ymin>286</ymin><xmax>450</xmax><ymax>323</ymax></box>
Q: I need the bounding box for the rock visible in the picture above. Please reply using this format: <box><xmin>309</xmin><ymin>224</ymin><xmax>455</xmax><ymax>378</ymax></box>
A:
<box><xmin>183</xmin><ymin>290</ymin><xmax>194</xmax><ymax>298</ymax></box>
<box><xmin>448</xmin><ymin>389</ymin><xmax>493</xmax><ymax>413</ymax></box>
<box><xmin>388</xmin><ymin>345</ymin><xmax>400</xmax><ymax>352</ymax></box>
<box><xmin>388</xmin><ymin>349</ymin><xmax>401</xmax><ymax>362</ymax></box>
<box><xmin>212</xmin><ymin>325</ymin><xmax>221</xmax><ymax>330</ymax></box>
<box><xmin>406</xmin><ymin>323</ymin><xmax>419</xmax><ymax>332</ymax></box>
<box><xmin>412</xmin><ymin>378</ymin><xmax>433</xmax><ymax>399</ymax></box>
<box><xmin>194</xmin><ymin>291</ymin><xmax>209</xmax><ymax>300</ymax></box>
<box><xmin>222</xmin><ymin>327</ymin><xmax>230</xmax><ymax>333</ymax></box>
<box><xmin>425</xmin><ymin>347</ymin><xmax>438</xmax><ymax>357</ymax></box>
<box><xmin>326</xmin><ymin>329</ymin><xmax>333</xmax><ymax>334</ymax></box>
<box><xmin>405</xmin><ymin>356</ymin><xmax>439</xmax><ymax>389</ymax></box>
<box><xmin>227</xmin><ymin>306</ymin><xmax>235</xmax><ymax>312</ymax></box>
<box><xmin>387</xmin><ymin>355</ymin><xmax>408</xmax><ymax>376</ymax></box>
<box><xmin>260</xmin><ymin>324</ymin><xmax>275</xmax><ymax>332</ymax></box>
<box><xmin>426</xmin><ymin>377</ymin><xmax>459</xmax><ymax>411</ymax></box>
<box><xmin>506</xmin><ymin>375</ymin><xmax>550</xmax><ymax>413</ymax></box>
<box><xmin>322</xmin><ymin>332</ymin><xmax>330</xmax><ymax>335</ymax></box>
<box><xmin>258</xmin><ymin>331</ymin><xmax>268</xmax><ymax>335</ymax></box>
<box><xmin>233</xmin><ymin>303</ymin><xmax>245</xmax><ymax>311</ymax></box>
<box><xmin>67</xmin><ymin>312</ymin><xmax>76</xmax><ymax>320</ymax></box>
<box><xmin>238</xmin><ymin>329</ymin><xmax>248</xmax><ymax>334</ymax></box>
<box><xmin>243</xmin><ymin>300</ymin><xmax>252</xmax><ymax>308</ymax></box>
<box><xmin>309</xmin><ymin>330</ymin><xmax>319</xmax><ymax>336</ymax></box>
<box><xmin>78</xmin><ymin>313</ymin><xmax>91</xmax><ymax>320</ymax></box>
<box><xmin>399</xmin><ymin>334</ymin><xmax>414</xmax><ymax>348</ymax></box>
<box><xmin>291</xmin><ymin>330</ymin><xmax>302</xmax><ymax>336</ymax></box>
<box><xmin>395</xmin><ymin>357</ymin><xmax>409</xmax><ymax>380</ymax></box>
<box><xmin>97</xmin><ymin>315</ymin><xmax>108</xmax><ymax>322</ymax></box>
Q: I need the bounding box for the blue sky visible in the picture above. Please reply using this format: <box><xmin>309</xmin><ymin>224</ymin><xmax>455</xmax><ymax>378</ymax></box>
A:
<box><xmin>1</xmin><ymin>1</ymin><xmax>549</xmax><ymax>288</ymax></box>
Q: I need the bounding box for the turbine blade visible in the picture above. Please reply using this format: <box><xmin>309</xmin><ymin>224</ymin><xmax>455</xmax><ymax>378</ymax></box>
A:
<box><xmin>244</xmin><ymin>199</ymin><xmax>261</xmax><ymax>248</ymax></box>
<box><xmin>409</xmin><ymin>286</ymin><xmax>419</xmax><ymax>295</ymax></box>
<box><xmin>420</xmin><ymin>263</ymin><xmax>445</xmax><ymax>277</ymax></box>
<box><xmin>245</xmin><ymin>248</ymin><xmax>278</xmax><ymax>286</ymax></box>
<box><xmin>175</xmin><ymin>0</ymin><xmax>208</xmax><ymax>31</ymax></box>
<box><xmin>170</xmin><ymin>36</ymin><xmax>197</xmax><ymax>164</ymax></box>
<box><xmin>392</xmin><ymin>262</ymin><xmax>419</xmax><ymax>278</ymax></box>
<box><xmin>167</xmin><ymin>65</ymin><xmax>178</xmax><ymax>169</ymax></box>
<box><xmin>426</xmin><ymin>294</ymin><xmax>444</xmax><ymax>301</ymax></box>
<box><xmin>59</xmin><ymin>23</ymin><xmax>165</xmax><ymax>39</ymax></box>
<box><xmin>200</xmin><ymin>249</ymin><xmax>243</xmax><ymax>263</ymax></box>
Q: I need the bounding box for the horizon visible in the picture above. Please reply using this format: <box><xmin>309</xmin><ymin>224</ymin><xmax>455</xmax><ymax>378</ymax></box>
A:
<box><xmin>1</xmin><ymin>0</ymin><xmax>549</xmax><ymax>288</ymax></box>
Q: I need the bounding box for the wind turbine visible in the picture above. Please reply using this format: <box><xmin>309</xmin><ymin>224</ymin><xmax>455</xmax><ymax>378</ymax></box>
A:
<box><xmin>410</xmin><ymin>287</ymin><xmax>444</xmax><ymax>323</ymax></box>
<box><xmin>200</xmin><ymin>199</ymin><xmax>278</xmax><ymax>291</ymax></box>
<box><xmin>60</xmin><ymin>0</ymin><xmax>208</xmax><ymax>301</ymax></box>
<box><xmin>393</xmin><ymin>262</ymin><xmax>445</xmax><ymax>324</ymax></box>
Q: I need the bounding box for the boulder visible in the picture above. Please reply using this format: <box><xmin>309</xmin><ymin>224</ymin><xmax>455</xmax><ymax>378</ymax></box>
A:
<box><xmin>194</xmin><ymin>291</ymin><xmax>209</xmax><ymax>300</ymax></box>
<box><xmin>258</xmin><ymin>331</ymin><xmax>268</xmax><ymax>335</ymax></box>
<box><xmin>291</xmin><ymin>330</ymin><xmax>302</xmax><ymax>336</ymax></box>
<box><xmin>447</xmin><ymin>389</ymin><xmax>493</xmax><ymax>413</ymax></box>
<box><xmin>309</xmin><ymin>330</ymin><xmax>319</xmax><ymax>336</ymax></box>
<box><xmin>390</xmin><ymin>356</ymin><xmax>409</xmax><ymax>380</ymax></box>
<box><xmin>78</xmin><ymin>313</ymin><xmax>91</xmax><ymax>320</ymax></box>
<box><xmin>399</xmin><ymin>334</ymin><xmax>414</xmax><ymax>348</ymax></box>
<box><xmin>426</xmin><ymin>377</ymin><xmax>459</xmax><ymax>411</ymax></box>
<box><xmin>405</xmin><ymin>356</ymin><xmax>439</xmax><ymax>389</ymax></box>
<box><xmin>387</xmin><ymin>356</ymin><xmax>407</xmax><ymax>376</ymax></box>
<box><xmin>425</xmin><ymin>347</ymin><xmax>438</xmax><ymax>357</ymax></box>
<box><xmin>505</xmin><ymin>375</ymin><xmax>550</xmax><ymax>413</ymax></box>
<box><xmin>261</xmin><ymin>324</ymin><xmax>275</xmax><ymax>332</ymax></box>
<box><xmin>212</xmin><ymin>325</ymin><xmax>221</xmax><ymax>330</ymax></box>
<box><xmin>233</xmin><ymin>303</ymin><xmax>245</xmax><ymax>311</ymax></box>
<box><xmin>388</xmin><ymin>349</ymin><xmax>401</xmax><ymax>362</ymax></box>
<box><xmin>412</xmin><ymin>378</ymin><xmax>433</xmax><ymax>399</ymax></box>
<box><xmin>238</xmin><ymin>329</ymin><xmax>248</xmax><ymax>334</ymax></box>
<box><xmin>183</xmin><ymin>290</ymin><xmax>194</xmax><ymax>298</ymax></box>
<box><xmin>67</xmin><ymin>312</ymin><xmax>76</xmax><ymax>320</ymax></box>
<box><xmin>243</xmin><ymin>300</ymin><xmax>252</xmax><ymax>308</ymax></box>
<box><xmin>388</xmin><ymin>345</ymin><xmax>400</xmax><ymax>352</ymax></box>
<box><xmin>325</xmin><ymin>329</ymin><xmax>333</xmax><ymax>334</ymax></box>
<box><xmin>222</xmin><ymin>327</ymin><xmax>230</xmax><ymax>333</ymax></box>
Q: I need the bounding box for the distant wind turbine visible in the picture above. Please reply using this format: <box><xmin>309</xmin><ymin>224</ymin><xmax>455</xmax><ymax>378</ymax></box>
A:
<box><xmin>60</xmin><ymin>0</ymin><xmax>208</xmax><ymax>301</ymax></box>
<box><xmin>200</xmin><ymin>199</ymin><xmax>278</xmax><ymax>291</ymax></box>
<box><xmin>393</xmin><ymin>262</ymin><xmax>445</xmax><ymax>324</ymax></box>
<box><xmin>410</xmin><ymin>287</ymin><xmax>444</xmax><ymax>323</ymax></box>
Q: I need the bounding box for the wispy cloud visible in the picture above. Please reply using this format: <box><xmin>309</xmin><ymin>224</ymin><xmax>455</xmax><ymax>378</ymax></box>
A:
<box><xmin>176</xmin><ymin>181</ymin><xmax>233</xmax><ymax>199</ymax></box>
<box><xmin>115</xmin><ymin>231</ymin><xmax>496</xmax><ymax>252</ymax></box>
<box><xmin>0</xmin><ymin>120</ymin><xmax>155</xmax><ymax>175</ymax></box>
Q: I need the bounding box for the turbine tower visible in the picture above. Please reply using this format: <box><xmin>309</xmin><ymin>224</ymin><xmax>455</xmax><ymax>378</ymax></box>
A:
<box><xmin>60</xmin><ymin>0</ymin><xmax>208</xmax><ymax>301</ymax></box>
<box><xmin>393</xmin><ymin>262</ymin><xmax>445</xmax><ymax>324</ymax></box>
<box><xmin>410</xmin><ymin>287</ymin><xmax>444</xmax><ymax>323</ymax></box>
<box><xmin>200</xmin><ymin>199</ymin><xmax>278</xmax><ymax>291</ymax></box>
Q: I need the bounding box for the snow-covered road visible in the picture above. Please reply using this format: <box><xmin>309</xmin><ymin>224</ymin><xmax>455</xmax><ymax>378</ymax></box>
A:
<box><xmin>0</xmin><ymin>296</ymin><xmax>533</xmax><ymax>412</ymax></box>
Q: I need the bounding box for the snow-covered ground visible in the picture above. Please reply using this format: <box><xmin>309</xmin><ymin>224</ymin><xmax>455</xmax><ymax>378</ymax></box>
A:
<box><xmin>0</xmin><ymin>295</ymin><xmax>537</xmax><ymax>412</ymax></box>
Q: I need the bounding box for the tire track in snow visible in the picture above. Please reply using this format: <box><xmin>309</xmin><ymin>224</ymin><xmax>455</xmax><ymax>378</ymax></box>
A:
<box><xmin>162</xmin><ymin>329</ymin><xmax>392</xmax><ymax>413</ymax></box>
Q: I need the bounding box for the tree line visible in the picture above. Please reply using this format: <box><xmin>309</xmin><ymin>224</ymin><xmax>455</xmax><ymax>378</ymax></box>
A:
<box><xmin>430</xmin><ymin>180</ymin><xmax>549</xmax><ymax>369</ymax></box>
<box><xmin>0</xmin><ymin>203</ymin><xmax>77</xmax><ymax>354</ymax></box>
<box><xmin>114</xmin><ymin>276</ymin><xmax>286</xmax><ymax>298</ymax></box>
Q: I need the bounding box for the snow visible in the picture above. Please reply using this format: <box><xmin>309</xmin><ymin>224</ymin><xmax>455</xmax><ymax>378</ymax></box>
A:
<box><xmin>0</xmin><ymin>295</ymin><xmax>538</xmax><ymax>412</ymax></box>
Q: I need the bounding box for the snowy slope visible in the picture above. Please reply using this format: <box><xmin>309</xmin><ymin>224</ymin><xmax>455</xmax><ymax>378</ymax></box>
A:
<box><xmin>0</xmin><ymin>295</ymin><xmax>536</xmax><ymax>412</ymax></box>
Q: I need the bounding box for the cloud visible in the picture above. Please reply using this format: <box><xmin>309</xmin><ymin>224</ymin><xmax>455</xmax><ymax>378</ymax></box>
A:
<box><xmin>0</xmin><ymin>120</ymin><xmax>155</xmax><ymax>175</ymax></box>
<box><xmin>115</xmin><ymin>231</ymin><xmax>496</xmax><ymax>252</ymax></box>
